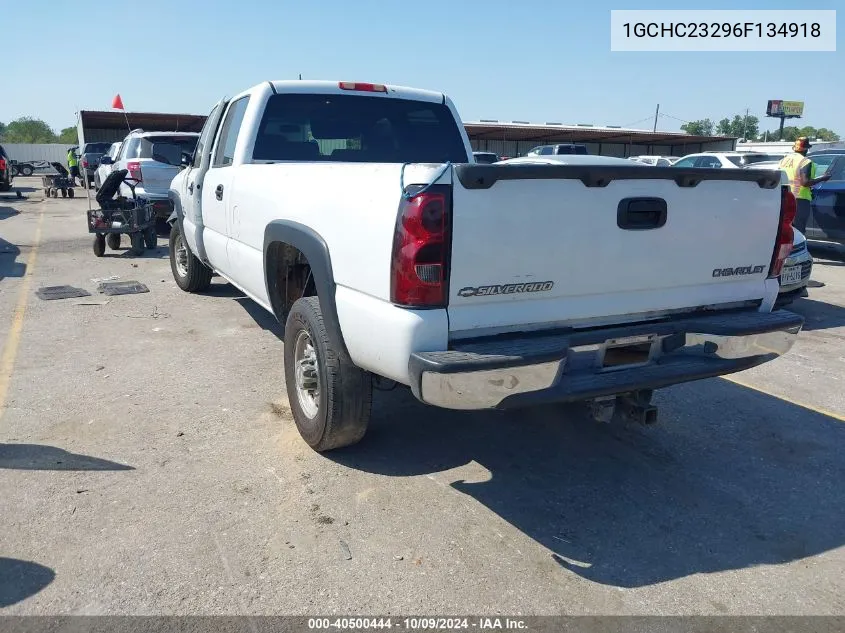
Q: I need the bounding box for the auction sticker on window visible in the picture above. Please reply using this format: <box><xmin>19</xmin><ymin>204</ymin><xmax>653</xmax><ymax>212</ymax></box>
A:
<box><xmin>610</xmin><ymin>10</ymin><xmax>836</xmax><ymax>51</ymax></box>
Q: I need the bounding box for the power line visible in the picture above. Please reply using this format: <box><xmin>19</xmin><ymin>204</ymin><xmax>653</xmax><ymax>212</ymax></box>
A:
<box><xmin>658</xmin><ymin>111</ymin><xmax>690</xmax><ymax>123</ymax></box>
<box><xmin>619</xmin><ymin>115</ymin><xmax>655</xmax><ymax>128</ymax></box>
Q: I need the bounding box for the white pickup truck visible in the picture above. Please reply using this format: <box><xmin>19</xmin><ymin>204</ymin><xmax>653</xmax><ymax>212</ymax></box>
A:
<box><xmin>168</xmin><ymin>80</ymin><xmax>803</xmax><ymax>451</ymax></box>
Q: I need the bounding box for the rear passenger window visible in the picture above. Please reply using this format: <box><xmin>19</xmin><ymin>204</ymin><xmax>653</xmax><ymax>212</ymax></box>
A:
<box><xmin>214</xmin><ymin>97</ymin><xmax>250</xmax><ymax>167</ymax></box>
<box><xmin>252</xmin><ymin>93</ymin><xmax>468</xmax><ymax>164</ymax></box>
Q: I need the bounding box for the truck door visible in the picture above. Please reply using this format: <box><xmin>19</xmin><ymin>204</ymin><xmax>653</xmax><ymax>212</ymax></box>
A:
<box><xmin>179</xmin><ymin>99</ymin><xmax>227</xmax><ymax>262</ymax></box>
<box><xmin>200</xmin><ymin>96</ymin><xmax>250</xmax><ymax>276</ymax></box>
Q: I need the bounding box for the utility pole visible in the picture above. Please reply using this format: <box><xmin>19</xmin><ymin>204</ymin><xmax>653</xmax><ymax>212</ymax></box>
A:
<box><xmin>653</xmin><ymin>104</ymin><xmax>660</xmax><ymax>132</ymax></box>
<box><xmin>299</xmin><ymin>73</ymin><xmax>302</xmax><ymax>80</ymax></box>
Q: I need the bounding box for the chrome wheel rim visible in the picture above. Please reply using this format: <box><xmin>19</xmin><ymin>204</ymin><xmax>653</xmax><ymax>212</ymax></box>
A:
<box><xmin>174</xmin><ymin>234</ymin><xmax>189</xmax><ymax>278</ymax></box>
<box><xmin>293</xmin><ymin>330</ymin><xmax>320</xmax><ymax>419</ymax></box>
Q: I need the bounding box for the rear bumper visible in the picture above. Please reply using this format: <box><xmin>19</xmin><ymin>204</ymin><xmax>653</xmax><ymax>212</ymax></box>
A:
<box><xmin>409</xmin><ymin>309</ymin><xmax>803</xmax><ymax>410</ymax></box>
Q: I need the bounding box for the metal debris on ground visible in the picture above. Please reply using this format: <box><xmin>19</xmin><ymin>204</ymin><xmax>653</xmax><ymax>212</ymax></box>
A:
<box><xmin>90</xmin><ymin>275</ymin><xmax>121</xmax><ymax>284</ymax></box>
<box><xmin>91</xmin><ymin>275</ymin><xmax>120</xmax><ymax>285</ymax></box>
<box><xmin>97</xmin><ymin>280</ymin><xmax>149</xmax><ymax>296</ymax></box>
<box><xmin>35</xmin><ymin>286</ymin><xmax>92</xmax><ymax>300</ymax></box>
<box><xmin>74</xmin><ymin>299</ymin><xmax>111</xmax><ymax>306</ymax></box>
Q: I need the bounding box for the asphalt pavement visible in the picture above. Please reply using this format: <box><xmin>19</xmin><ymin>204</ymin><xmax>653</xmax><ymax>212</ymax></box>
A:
<box><xmin>1</xmin><ymin>178</ymin><xmax>843</xmax><ymax>615</ymax></box>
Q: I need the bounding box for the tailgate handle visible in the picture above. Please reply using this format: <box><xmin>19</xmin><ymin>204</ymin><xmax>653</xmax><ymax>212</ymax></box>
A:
<box><xmin>617</xmin><ymin>197</ymin><xmax>667</xmax><ymax>230</ymax></box>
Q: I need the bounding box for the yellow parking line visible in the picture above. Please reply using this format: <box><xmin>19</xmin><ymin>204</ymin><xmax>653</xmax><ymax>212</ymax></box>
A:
<box><xmin>0</xmin><ymin>209</ymin><xmax>45</xmax><ymax>423</ymax></box>
<box><xmin>722</xmin><ymin>375</ymin><xmax>845</xmax><ymax>422</ymax></box>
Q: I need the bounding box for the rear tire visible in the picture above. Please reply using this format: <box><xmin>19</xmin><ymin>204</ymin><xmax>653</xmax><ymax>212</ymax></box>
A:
<box><xmin>130</xmin><ymin>233</ymin><xmax>144</xmax><ymax>255</ymax></box>
<box><xmin>107</xmin><ymin>233</ymin><xmax>121</xmax><ymax>250</ymax></box>
<box><xmin>21</xmin><ymin>165</ymin><xmax>33</xmax><ymax>177</ymax></box>
<box><xmin>144</xmin><ymin>227</ymin><xmax>156</xmax><ymax>249</ymax></box>
<box><xmin>169</xmin><ymin>223</ymin><xmax>212</xmax><ymax>292</ymax></box>
<box><xmin>60</xmin><ymin>189</ymin><xmax>67</xmax><ymax>198</ymax></box>
<box><xmin>284</xmin><ymin>296</ymin><xmax>372</xmax><ymax>452</ymax></box>
<box><xmin>93</xmin><ymin>234</ymin><xmax>106</xmax><ymax>257</ymax></box>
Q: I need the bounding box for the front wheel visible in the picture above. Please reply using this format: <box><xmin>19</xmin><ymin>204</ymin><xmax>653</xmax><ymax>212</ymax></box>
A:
<box><xmin>284</xmin><ymin>296</ymin><xmax>372</xmax><ymax>452</ymax></box>
<box><xmin>144</xmin><ymin>227</ymin><xmax>156</xmax><ymax>249</ymax></box>
<box><xmin>130</xmin><ymin>232</ymin><xmax>144</xmax><ymax>255</ymax></box>
<box><xmin>169</xmin><ymin>222</ymin><xmax>212</xmax><ymax>292</ymax></box>
<box><xmin>93</xmin><ymin>234</ymin><xmax>105</xmax><ymax>257</ymax></box>
<box><xmin>107</xmin><ymin>233</ymin><xmax>121</xmax><ymax>250</ymax></box>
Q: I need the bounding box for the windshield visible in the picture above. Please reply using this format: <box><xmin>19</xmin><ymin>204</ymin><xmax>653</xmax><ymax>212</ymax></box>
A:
<box><xmin>726</xmin><ymin>154</ymin><xmax>770</xmax><ymax>167</ymax></box>
<box><xmin>138</xmin><ymin>136</ymin><xmax>199</xmax><ymax>164</ymax></box>
<box><xmin>253</xmin><ymin>94</ymin><xmax>468</xmax><ymax>163</ymax></box>
<box><xmin>83</xmin><ymin>143</ymin><xmax>112</xmax><ymax>154</ymax></box>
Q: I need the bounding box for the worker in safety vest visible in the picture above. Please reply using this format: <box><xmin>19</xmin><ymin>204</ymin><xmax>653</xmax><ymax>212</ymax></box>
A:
<box><xmin>67</xmin><ymin>147</ymin><xmax>80</xmax><ymax>187</ymax></box>
<box><xmin>778</xmin><ymin>137</ymin><xmax>831</xmax><ymax>232</ymax></box>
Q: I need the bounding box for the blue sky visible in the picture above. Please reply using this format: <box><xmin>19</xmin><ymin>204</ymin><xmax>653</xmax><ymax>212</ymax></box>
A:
<box><xmin>2</xmin><ymin>0</ymin><xmax>841</xmax><ymax>135</ymax></box>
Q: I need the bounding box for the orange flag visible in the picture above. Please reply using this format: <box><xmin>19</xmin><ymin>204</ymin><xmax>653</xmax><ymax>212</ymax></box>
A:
<box><xmin>111</xmin><ymin>94</ymin><xmax>124</xmax><ymax>110</ymax></box>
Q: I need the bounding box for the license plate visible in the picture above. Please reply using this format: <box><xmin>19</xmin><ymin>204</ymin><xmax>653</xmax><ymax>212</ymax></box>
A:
<box><xmin>780</xmin><ymin>265</ymin><xmax>803</xmax><ymax>285</ymax></box>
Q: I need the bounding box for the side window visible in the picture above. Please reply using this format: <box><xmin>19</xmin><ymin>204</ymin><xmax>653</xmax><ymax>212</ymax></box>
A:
<box><xmin>673</xmin><ymin>157</ymin><xmax>697</xmax><ymax>168</ymax></box>
<box><xmin>539</xmin><ymin>146</ymin><xmax>553</xmax><ymax>155</ymax></box>
<box><xmin>213</xmin><ymin>97</ymin><xmax>250</xmax><ymax>168</ymax></box>
<box><xmin>193</xmin><ymin>103</ymin><xmax>221</xmax><ymax>168</ymax></box>
<box><xmin>696</xmin><ymin>156</ymin><xmax>721</xmax><ymax>168</ymax></box>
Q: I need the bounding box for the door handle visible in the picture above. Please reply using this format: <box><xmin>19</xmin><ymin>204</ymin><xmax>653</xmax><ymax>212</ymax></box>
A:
<box><xmin>215</xmin><ymin>184</ymin><xmax>224</xmax><ymax>201</ymax></box>
<box><xmin>188</xmin><ymin>182</ymin><xmax>194</xmax><ymax>194</ymax></box>
<box><xmin>617</xmin><ymin>198</ymin><xmax>667</xmax><ymax>230</ymax></box>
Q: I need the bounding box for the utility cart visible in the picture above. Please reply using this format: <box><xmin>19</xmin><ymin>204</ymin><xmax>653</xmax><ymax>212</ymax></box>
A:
<box><xmin>42</xmin><ymin>163</ymin><xmax>75</xmax><ymax>198</ymax></box>
<box><xmin>86</xmin><ymin>168</ymin><xmax>157</xmax><ymax>257</ymax></box>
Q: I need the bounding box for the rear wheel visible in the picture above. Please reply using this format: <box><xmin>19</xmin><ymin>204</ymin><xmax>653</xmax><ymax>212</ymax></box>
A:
<box><xmin>169</xmin><ymin>223</ymin><xmax>212</xmax><ymax>292</ymax></box>
<box><xmin>93</xmin><ymin>234</ymin><xmax>106</xmax><ymax>257</ymax></box>
<box><xmin>144</xmin><ymin>227</ymin><xmax>157</xmax><ymax>249</ymax></box>
<box><xmin>107</xmin><ymin>233</ymin><xmax>121</xmax><ymax>250</ymax></box>
<box><xmin>284</xmin><ymin>296</ymin><xmax>372</xmax><ymax>452</ymax></box>
<box><xmin>130</xmin><ymin>233</ymin><xmax>144</xmax><ymax>255</ymax></box>
<box><xmin>21</xmin><ymin>165</ymin><xmax>33</xmax><ymax>177</ymax></box>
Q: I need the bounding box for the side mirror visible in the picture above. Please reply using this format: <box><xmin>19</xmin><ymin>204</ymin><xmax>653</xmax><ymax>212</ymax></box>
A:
<box><xmin>100</xmin><ymin>156</ymin><xmax>113</xmax><ymax>166</ymax></box>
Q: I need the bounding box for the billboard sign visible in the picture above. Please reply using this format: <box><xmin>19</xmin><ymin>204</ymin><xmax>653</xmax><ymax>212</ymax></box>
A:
<box><xmin>766</xmin><ymin>100</ymin><xmax>804</xmax><ymax>117</ymax></box>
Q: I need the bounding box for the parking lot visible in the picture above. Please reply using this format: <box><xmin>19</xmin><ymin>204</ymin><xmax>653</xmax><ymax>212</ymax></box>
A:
<box><xmin>1</xmin><ymin>177</ymin><xmax>844</xmax><ymax>615</ymax></box>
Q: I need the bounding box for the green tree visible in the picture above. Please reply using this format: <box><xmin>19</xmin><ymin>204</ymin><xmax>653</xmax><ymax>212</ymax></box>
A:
<box><xmin>715</xmin><ymin>114</ymin><xmax>759</xmax><ymax>139</ymax></box>
<box><xmin>771</xmin><ymin>126</ymin><xmax>841</xmax><ymax>142</ymax></box>
<box><xmin>0</xmin><ymin>121</ymin><xmax>6</xmax><ymax>139</ymax></box>
<box><xmin>680</xmin><ymin>119</ymin><xmax>714</xmax><ymax>136</ymax></box>
<box><xmin>2</xmin><ymin>117</ymin><xmax>57</xmax><ymax>143</ymax></box>
<box><xmin>57</xmin><ymin>126</ymin><xmax>78</xmax><ymax>144</ymax></box>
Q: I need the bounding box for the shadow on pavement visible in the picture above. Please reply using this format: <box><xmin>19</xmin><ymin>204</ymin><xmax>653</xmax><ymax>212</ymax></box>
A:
<box><xmin>329</xmin><ymin>378</ymin><xmax>845</xmax><ymax>588</ymax></box>
<box><xmin>236</xmin><ymin>297</ymin><xmax>284</xmax><ymax>338</ymax></box>
<box><xmin>0</xmin><ymin>558</ymin><xmax>55</xmax><ymax>608</ymax></box>
<box><xmin>0</xmin><ymin>236</ymin><xmax>25</xmax><ymax>281</ymax></box>
<box><xmin>787</xmin><ymin>297</ymin><xmax>845</xmax><ymax>331</ymax></box>
<box><xmin>0</xmin><ymin>205</ymin><xmax>20</xmax><ymax>220</ymax></box>
<box><xmin>0</xmin><ymin>443</ymin><xmax>134</xmax><ymax>471</ymax></box>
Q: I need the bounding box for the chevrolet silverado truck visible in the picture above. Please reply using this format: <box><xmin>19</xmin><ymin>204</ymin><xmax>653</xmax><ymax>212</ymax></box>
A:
<box><xmin>167</xmin><ymin>79</ymin><xmax>803</xmax><ymax>451</ymax></box>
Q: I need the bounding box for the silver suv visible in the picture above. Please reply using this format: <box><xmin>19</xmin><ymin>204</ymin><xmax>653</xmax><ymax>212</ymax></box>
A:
<box><xmin>100</xmin><ymin>129</ymin><xmax>199</xmax><ymax>219</ymax></box>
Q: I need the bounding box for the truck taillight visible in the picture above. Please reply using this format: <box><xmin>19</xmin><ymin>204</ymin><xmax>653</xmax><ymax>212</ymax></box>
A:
<box><xmin>390</xmin><ymin>185</ymin><xmax>451</xmax><ymax>308</ymax></box>
<box><xmin>0</xmin><ymin>158</ymin><xmax>6</xmax><ymax>170</ymax></box>
<box><xmin>769</xmin><ymin>186</ymin><xmax>796</xmax><ymax>279</ymax></box>
<box><xmin>127</xmin><ymin>161</ymin><xmax>143</xmax><ymax>182</ymax></box>
<box><xmin>82</xmin><ymin>159</ymin><xmax>89</xmax><ymax>168</ymax></box>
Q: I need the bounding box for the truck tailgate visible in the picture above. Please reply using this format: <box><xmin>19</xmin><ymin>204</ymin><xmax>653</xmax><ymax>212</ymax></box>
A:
<box><xmin>447</xmin><ymin>164</ymin><xmax>782</xmax><ymax>336</ymax></box>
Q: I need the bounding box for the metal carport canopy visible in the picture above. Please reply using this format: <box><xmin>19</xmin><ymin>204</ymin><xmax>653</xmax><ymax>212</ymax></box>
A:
<box><xmin>463</xmin><ymin>121</ymin><xmax>734</xmax><ymax>147</ymax></box>
<box><xmin>78</xmin><ymin>110</ymin><xmax>208</xmax><ymax>134</ymax></box>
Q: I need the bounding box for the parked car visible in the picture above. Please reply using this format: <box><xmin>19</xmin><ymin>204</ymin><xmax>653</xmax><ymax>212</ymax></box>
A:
<box><xmin>101</xmin><ymin>130</ymin><xmax>199</xmax><ymax>219</ymax></box>
<box><xmin>0</xmin><ymin>144</ymin><xmax>13</xmax><ymax>191</ymax></box>
<box><xmin>776</xmin><ymin>228</ymin><xmax>813</xmax><ymax>307</ymax></box>
<box><xmin>472</xmin><ymin>151</ymin><xmax>500</xmax><ymax>164</ymax></box>
<box><xmin>165</xmin><ymin>79</ymin><xmax>802</xmax><ymax>451</ymax></box>
<box><xmin>807</xmin><ymin>154</ymin><xmax>845</xmax><ymax>249</ymax></box>
<box><xmin>672</xmin><ymin>152</ymin><xmax>774</xmax><ymax>168</ymax></box>
<box><xmin>93</xmin><ymin>142</ymin><xmax>122</xmax><ymax>190</ymax></box>
<box><xmin>526</xmin><ymin>143</ymin><xmax>588</xmax><ymax>156</ymax></box>
<box><xmin>79</xmin><ymin>142</ymin><xmax>113</xmax><ymax>188</ymax></box>
<box><xmin>629</xmin><ymin>155</ymin><xmax>680</xmax><ymax>167</ymax></box>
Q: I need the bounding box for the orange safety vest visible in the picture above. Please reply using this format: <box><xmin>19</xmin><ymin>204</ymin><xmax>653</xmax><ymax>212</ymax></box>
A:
<box><xmin>778</xmin><ymin>152</ymin><xmax>814</xmax><ymax>201</ymax></box>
